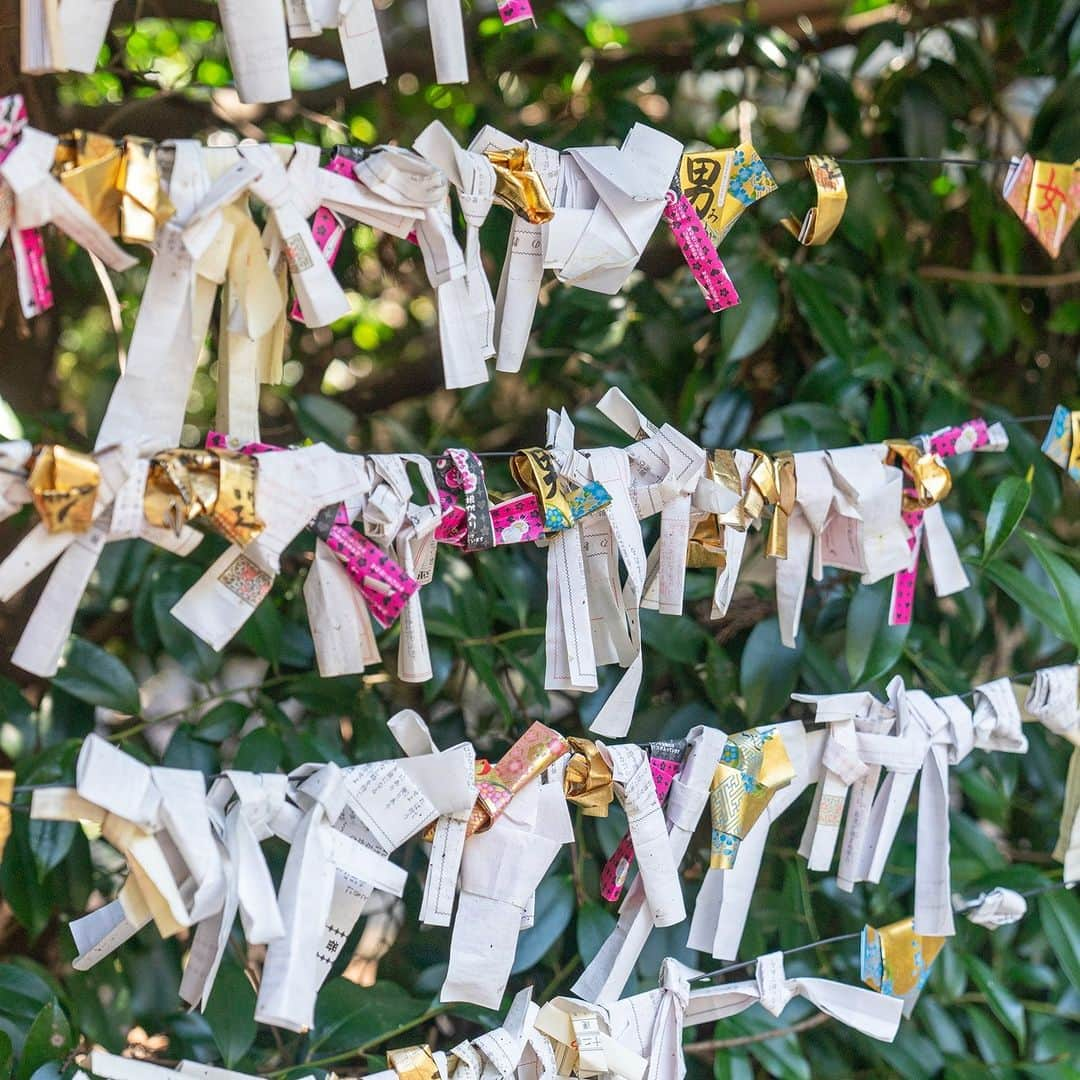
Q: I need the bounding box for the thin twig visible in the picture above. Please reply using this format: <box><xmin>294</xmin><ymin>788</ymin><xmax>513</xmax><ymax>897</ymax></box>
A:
<box><xmin>683</xmin><ymin>1012</ymin><xmax>831</xmax><ymax>1055</ymax></box>
<box><xmin>918</xmin><ymin>267</ymin><xmax>1080</xmax><ymax>287</ymax></box>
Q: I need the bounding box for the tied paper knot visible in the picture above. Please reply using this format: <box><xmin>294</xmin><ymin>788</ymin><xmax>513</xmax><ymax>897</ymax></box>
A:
<box><xmin>1041</xmin><ymin>404</ymin><xmax>1080</xmax><ymax>482</ymax></box>
<box><xmin>534</xmin><ymin>1000</ymin><xmax>648</xmax><ymax>1080</ymax></box>
<box><xmin>386</xmin><ymin>1045</ymin><xmax>441</xmax><ymax>1080</ymax></box>
<box><xmin>511</xmin><ymin>446</ymin><xmax>612</xmax><ymax>532</ymax></box>
<box><xmin>1024</xmin><ymin>665</ymin><xmax>1080</xmax><ymax>882</ymax></box>
<box><xmin>884</xmin><ymin>440</ymin><xmax>953</xmax><ymax>512</ymax></box>
<box><xmin>27</xmin><ymin>444</ymin><xmax>100</xmax><ymax>533</ymax></box>
<box><xmin>959</xmin><ymin>887</ymin><xmax>1028</xmax><ymax>930</ymax></box>
<box><xmin>743</xmin><ymin>449</ymin><xmax>796</xmax><ymax>559</ymax></box>
<box><xmin>686</xmin><ymin>949</ymin><xmax>904</xmax><ymax>1042</ymax></box>
<box><xmin>467</xmin><ymin>721</ymin><xmax>570</xmax><ymax>835</ymax></box>
<box><xmin>709</xmin><ymin>727</ymin><xmax>795</xmax><ymax>869</ymax></box>
<box><xmin>564</xmin><ymin>737</ymin><xmax>615</xmax><ymax>817</ymax></box>
<box><xmin>484</xmin><ymin>146</ymin><xmax>555</xmax><ymax>224</ymax></box>
<box><xmin>861</xmin><ymin>916</ymin><xmax>944</xmax><ymax>1017</ymax></box>
<box><xmin>686</xmin><ymin>451</ymin><xmax>745</xmax><ymax>570</ymax></box>
<box><xmin>144</xmin><ymin>448</ymin><xmax>265</xmax><ymax>546</ymax></box>
<box><xmin>972</xmin><ymin>677</ymin><xmax>1029</xmax><ymax>753</ymax></box>
<box><xmin>54</xmin><ymin>131</ymin><xmax>174</xmax><ymax>244</ymax></box>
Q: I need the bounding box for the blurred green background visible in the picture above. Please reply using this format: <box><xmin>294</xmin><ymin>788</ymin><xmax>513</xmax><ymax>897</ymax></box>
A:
<box><xmin>0</xmin><ymin>0</ymin><xmax>1079</xmax><ymax>1077</ymax></box>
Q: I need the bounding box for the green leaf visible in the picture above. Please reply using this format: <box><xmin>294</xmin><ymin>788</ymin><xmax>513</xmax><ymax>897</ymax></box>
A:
<box><xmin>203</xmin><ymin>960</ymin><xmax>256</xmax><ymax>1067</ymax></box>
<box><xmin>576</xmin><ymin>902</ymin><xmax>616</xmax><ymax>965</ymax></box>
<box><xmin>740</xmin><ymin>618</ymin><xmax>803</xmax><ymax>726</ymax></box>
<box><xmin>788</xmin><ymin>266</ymin><xmax>856</xmax><ymax>362</ymax></box>
<box><xmin>982</xmin><ymin>477</ymin><xmax>1031</xmax><ymax>564</ymax></box>
<box><xmin>1038</xmin><ymin>888</ymin><xmax>1080</xmax><ymax>990</ymax></box>
<box><xmin>964</xmin><ymin>955</ymin><xmax>1026</xmax><ymax>1050</ymax></box>
<box><xmin>512</xmin><ymin>874</ymin><xmax>575</xmax><ymax>974</ymax></box>
<box><xmin>1021</xmin><ymin>532</ymin><xmax>1080</xmax><ymax>647</ymax></box>
<box><xmin>15</xmin><ymin>1003</ymin><xmax>70</xmax><ymax>1080</ymax></box>
<box><xmin>309</xmin><ymin>979</ymin><xmax>430</xmax><ymax>1056</ymax></box>
<box><xmin>981</xmin><ymin>560</ymin><xmax>1073</xmax><ymax>643</ymax></box>
<box><xmin>51</xmin><ymin>639</ymin><xmax>140</xmax><ymax>715</ymax></box>
<box><xmin>845</xmin><ymin>579</ymin><xmax>911</xmax><ymax>684</ymax></box>
<box><xmin>294</xmin><ymin>394</ymin><xmax>356</xmax><ymax>448</ymax></box>
<box><xmin>26</xmin><ymin>820</ymin><xmax>75</xmax><ymax>884</ymax></box>
<box><xmin>231</xmin><ymin>727</ymin><xmax>284</xmax><ymax>773</ymax></box>
<box><xmin>0</xmin><ymin>1031</ymin><xmax>11</xmax><ymax>1080</ymax></box>
<box><xmin>720</xmin><ymin>262</ymin><xmax>779</xmax><ymax>362</ymax></box>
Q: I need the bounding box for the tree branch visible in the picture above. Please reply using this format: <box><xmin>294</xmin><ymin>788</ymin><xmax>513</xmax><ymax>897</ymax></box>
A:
<box><xmin>918</xmin><ymin>266</ymin><xmax>1080</xmax><ymax>287</ymax></box>
<box><xmin>683</xmin><ymin>1012</ymin><xmax>831</xmax><ymax>1056</ymax></box>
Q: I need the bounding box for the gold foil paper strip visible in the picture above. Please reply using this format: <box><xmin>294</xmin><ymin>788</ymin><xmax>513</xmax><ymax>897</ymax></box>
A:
<box><xmin>386</xmin><ymin>1045</ymin><xmax>440</xmax><ymax>1080</ymax></box>
<box><xmin>885</xmin><ymin>441</ymin><xmax>952</xmax><ymax>512</ymax></box>
<box><xmin>0</xmin><ymin>770</ymin><xmax>14</xmax><ymax>863</ymax></box>
<box><xmin>484</xmin><ymin>147</ymin><xmax>555</xmax><ymax>224</ymax></box>
<box><xmin>511</xmin><ymin>447</ymin><xmax>576</xmax><ymax>530</ymax></box>
<box><xmin>27</xmin><ymin>445</ymin><xmax>101</xmax><ymax>533</ymax></box>
<box><xmin>780</xmin><ymin>155</ymin><xmax>847</xmax><ymax>246</ymax></box>
<box><xmin>55</xmin><ymin>132</ymin><xmax>171</xmax><ymax>243</ymax></box>
<box><xmin>709</xmin><ymin>727</ymin><xmax>795</xmax><ymax>869</ymax></box>
<box><xmin>144</xmin><ymin>449</ymin><xmax>264</xmax><ymax>547</ymax></box>
<box><xmin>861</xmin><ymin>917</ymin><xmax>945</xmax><ymax>998</ymax></box>
<box><xmin>563</xmin><ymin>737</ymin><xmax>614</xmax><ymax>817</ymax></box>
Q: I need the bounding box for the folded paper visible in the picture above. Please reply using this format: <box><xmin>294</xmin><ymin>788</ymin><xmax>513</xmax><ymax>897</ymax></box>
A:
<box><xmin>1042</xmin><ymin>405</ymin><xmax>1080</xmax><ymax>482</ymax></box>
<box><xmin>780</xmin><ymin>154</ymin><xmax>846</xmax><ymax>245</ymax></box>
<box><xmin>1003</xmin><ymin>154</ymin><xmax>1080</xmax><ymax>258</ymax></box>
<box><xmin>861</xmin><ymin>917</ymin><xmax>944</xmax><ymax>1016</ymax></box>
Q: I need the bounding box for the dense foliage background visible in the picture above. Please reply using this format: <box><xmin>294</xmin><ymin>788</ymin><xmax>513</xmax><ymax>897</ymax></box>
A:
<box><xmin>1</xmin><ymin>0</ymin><xmax>1079</xmax><ymax>1076</ymax></box>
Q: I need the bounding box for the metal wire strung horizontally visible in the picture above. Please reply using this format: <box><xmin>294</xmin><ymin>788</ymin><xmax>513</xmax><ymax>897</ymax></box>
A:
<box><xmin>761</xmin><ymin>154</ymin><xmax>1021</xmax><ymax>168</ymax></box>
<box><xmin>688</xmin><ymin>880</ymin><xmax>1074</xmax><ymax>985</ymax></box>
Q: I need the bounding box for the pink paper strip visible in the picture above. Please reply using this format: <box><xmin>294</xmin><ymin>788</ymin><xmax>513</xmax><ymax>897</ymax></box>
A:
<box><xmin>498</xmin><ymin>0</ymin><xmax>534</xmax><ymax>26</ymax></box>
<box><xmin>600</xmin><ymin>755</ymin><xmax>683</xmax><ymax>902</ymax></box>
<box><xmin>888</xmin><ymin>417</ymin><xmax>991</xmax><ymax>625</ymax></box>
<box><xmin>0</xmin><ymin>94</ymin><xmax>53</xmax><ymax>317</ymax></box>
<box><xmin>205</xmin><ymin>431</ymin><xmax>417</xmax><ymax>627</ymax></box>
<box><xmin>663</xmin><ymin>188</ymin><xmax>739</xmax><ymax>314</ymax></box>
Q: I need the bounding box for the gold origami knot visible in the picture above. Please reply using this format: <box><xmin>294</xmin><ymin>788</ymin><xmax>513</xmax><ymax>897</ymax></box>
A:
<box><xmin>386</xmin><ymin>1045</ymin><xmax>440</xmax><ymax>1080</ymax></box>
<box><xmin>27</xmin><ymin>445</ymin><xmax>101</xmax><ymax>533</ymax></box>
<box><xmin>484</xmin><ymin>146</ymin><xmax>555</xmax><ymax>224</ymax></box>
<box><xmin>885</xmin><ymin>441</ymin><xmax>952</xmax><ymax>512</ymax></box>
<box><xmin>686</xmin><ymin>450</ymin><xmax>745</xmax><ymax>570</ymax></box>
<box><xmin>563</xmin><ymin>737</ymin><xmax>614</xmax><ymax>817</ymax></box>
<box><xmin>745</xmin><ymin>450</ymin><xmax>796</xmax><ymax>559</ymax></box>
<box><xmin>780</xmin><ymin>155</ymin><xmax>847</xmax><ymax>246</ymax></box>
<box><xmin>144</xmin><ymin>448</ymin><xmax>264</xmax><ymax>547</ymax></box>
<box><xmin>55</xmin><ymin>132</ymin><xmax>173</xmax><ymax>244</ymax></box>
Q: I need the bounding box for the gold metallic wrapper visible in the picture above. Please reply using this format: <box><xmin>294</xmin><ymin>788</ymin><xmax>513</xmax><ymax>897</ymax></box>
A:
<box><xmin>709</xmin><ymin>727</ymin><xmax>795</xmax><ymax>869</ymax></box>
<box><xmin>144</xmin><ymin>449</ymin><xmax>264</xmax><ymax>547</ymax></box>
<box><xmin>861</xmin><ymin>917</ymin><xmax>945</xmax><ymax>998</ymax></box>
<box><xmin>55</xmin><ymin>132</ymin><xmax>172</xmax><ymax>243</ymax></box>
<box><xmin>467</xmin><ymin>721</ymin><xmax>570</xmax><ymax>835</ymax></box>
<box><xmin>485</xmin><ymin>147</ymin><xmax>555</xmax><ymax>224</ymax></box>
<box><xmin>0</xmin><ymin>770</ymin><xmax>14</xmax><ymax>863</ymax></box>
<box><xmin>511</xmin><ymin>447</ymin><xmax>574</xmax><ymax>530</ymax></box>
<box><xmin>386</xmin><ymin>1045</ymin><xmax>440</xmax><ymax>1080</ymax></box>
<box><xmin>27</xmin><ymin>445</ymin><xmax>101</xmax><ymax>533</ymax></box>
<box><xmin>563</xmin><ymin>737</ymin><xmax>614</xmax><ymax>817</ymax></box>
<box><xmin>885</xmin><ymin>441</ymin><xmax>952</xmax><ymax>512</ymax></box>
<box><xmin>780</xmin><ymin>155</ymin><xmax>847</xmax><ymax>246</ymax></box>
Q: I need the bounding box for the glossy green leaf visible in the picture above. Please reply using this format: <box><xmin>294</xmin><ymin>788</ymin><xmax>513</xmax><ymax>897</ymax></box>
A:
<box><xmin>51</xmin><ymin>639</ymin><xmax>139</xmax><ymax>716</ymax></box>
<box><xmin>309</xmin><ymin>979</ymin><xmax>431</xmax><ymax>1056</ymax></box>
<box><xmin>982</xmin><ymin>477</ymin><xmax>1031</xmax><ymax>563</ymax></box>
<box><xmin>845</xmin><ymin>579</ymin><xmax>911</xmax><ymax>684</ymax></box>
<box><xmin>1038</xmin><ymin>889</ymin><xmax>1080</xmax><ymax>991</ymax></box>
<box><xmin>739</xmin><ymin>617</ymin><xmax>804</xmax><ymax>726</ymax></box>
<box><xmin>964</xmin><ymin>955</ymin><xmax>1026</xmax><ymax>1050</ymax></box>
<box><xmin>15</xmin><ymin>1003</ymin><xmax>70</xmax><ymax>1080</ymax></box>
<box><xmin>512</xmin><ymin>874</ymin><xmax>575</xmax><ymax>974</ymax></box>
<box><xmin>203</xmin><ymin>960</ymin><xmax>256</xmax><ymax>1067</ymax></box>
<box><xmin>981</xmin><ymin>560</ymin><xmax>1073</xmax><ymax>642</ymax></box>
<box><xmin>1021</xmin><ymin>532</ymin><xmax>1080</xmax><ymax>647</ymax></box>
